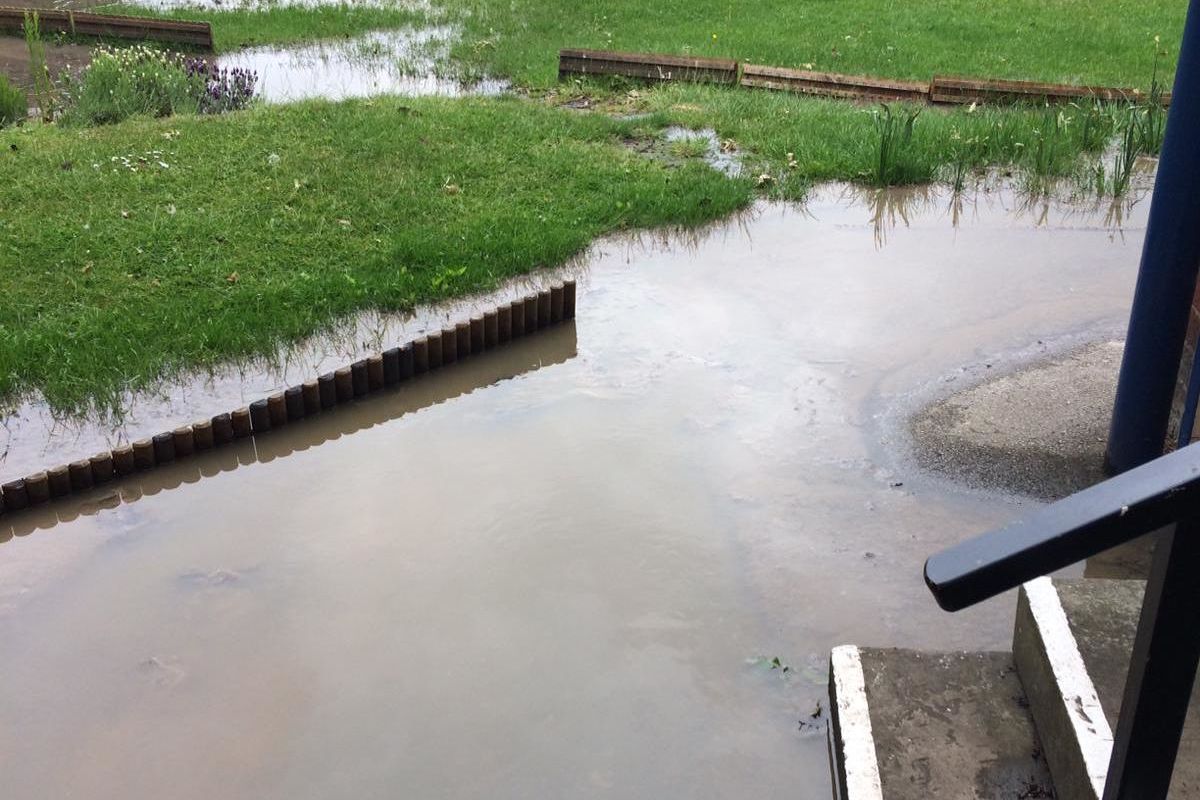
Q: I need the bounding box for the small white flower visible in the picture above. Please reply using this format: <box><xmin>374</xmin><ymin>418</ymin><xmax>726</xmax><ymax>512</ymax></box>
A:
<box><xmin>267</xmin><ymin>153</ymin><xmax>281</xmax><ymax>166</ymax></box>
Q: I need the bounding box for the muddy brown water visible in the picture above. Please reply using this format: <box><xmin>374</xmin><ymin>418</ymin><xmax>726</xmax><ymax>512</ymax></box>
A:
<box><xmin>0</xmin><ymin>0</ymin><xmax>104</xmax><ymax>94</ymax></box>
<box><xmin>0</xmin><ymin>35</ymin><xmax>90</xmax><ymax>97</ymax></box>
<box><xmin>0</xmin><ymin>183</ymin><xmax>1148</xmax><ymax>798</ymax></box>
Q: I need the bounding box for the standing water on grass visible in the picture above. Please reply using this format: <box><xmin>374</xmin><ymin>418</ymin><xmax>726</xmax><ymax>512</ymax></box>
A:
<box><xmin>0</xmin><ymin>183</ymin><xmax>1149</xmax><ymax>798</ymax></box>
<box><xmin>215</xmin><ymin>27</ymin><xmax>508</xmax><ymax>103</ymax></box>
<box><xmin>131</xmin><ymin>0</ymin><xmax>429</xmax><ymax>8</ymax></box>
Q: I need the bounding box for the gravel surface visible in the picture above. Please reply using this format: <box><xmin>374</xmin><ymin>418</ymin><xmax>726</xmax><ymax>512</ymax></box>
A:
<box><xmin>910</xmin><ymin>341</ymin><xmax>1123</xmax><ymax>500</ymax></box>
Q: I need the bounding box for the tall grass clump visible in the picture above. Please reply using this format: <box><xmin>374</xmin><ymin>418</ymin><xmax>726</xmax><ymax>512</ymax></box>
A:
<box><xmin>1129</xmin><ymin>50</ymin><xmax>1169</xmax><ymax>158</ymax></box>
<box><xmin>1017</xmin><ymin>106</ymin><xmax>1077</xmax><ymax>194</ymax></box>
<box><xmin>60</xmin><ymin>46</ymin><xmax>257</xmax><ymax>126</ymax></box>
<box><xmin>1135</xmin><ymin>92</ymin><xmax>1167</xmax><ymax>156</ymax></box>
<box><xmin>1094</xmin><ymin>37</ymin><xmax>1171</xmax><ymax>195</ymax></box>
<box><xmin>1086</xmin><ymin>42</ymin><xmax>1171</xmax><ymax>197</ymax></box>
<box><xmin>1076</xmin><ymin>99</ymin><xmax>1117</xmax><ymax>152</ymax></box>
<box><xmin>0</xmin><ymin>74</ymin><xmax>24</xmax><ymax>128</ymax></box>
<box><xmin>1135</xmin><ymin>36</ymin><xmax>1170</xmax><ymax>155</ymax></box>
<box><xmin>1103</xmin><ymin>102</ymin><xmax>1162</xmax><ymax>196</ymax></box>
<box><xmin>1107</xmin><ymin>108</ymin><xmax>1143</xmax><ymax>195</ymax></box>
<box><xmin>942</xmin><ymin>126</ymin><xmax>986</xmax><ymax>191</ymax></box>
<box><xmin>871</xmin><ymin>103</ymin><xmax>923</xmax><ymax>185</ymax></box>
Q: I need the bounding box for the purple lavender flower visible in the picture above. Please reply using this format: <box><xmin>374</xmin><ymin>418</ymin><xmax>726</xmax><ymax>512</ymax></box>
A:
<box><xmin>194</xmin><ymin>62</ymin><xmax>258</xmax><ymax>114</ymax></box>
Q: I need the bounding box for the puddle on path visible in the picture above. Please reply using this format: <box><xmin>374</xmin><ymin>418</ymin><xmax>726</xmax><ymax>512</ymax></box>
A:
<box><xmin>0</xmin><ymin>182</ymin><xmax>1149</xmax><ymax>799</ymax></box>
<box><xmin>216</xmin><ymin>27</ymin><xmax>508</xmax><ymax>103</ymax></box>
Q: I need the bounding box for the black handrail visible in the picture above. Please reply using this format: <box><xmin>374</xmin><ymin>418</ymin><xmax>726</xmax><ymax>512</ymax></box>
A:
<box><xmin>924</xmin><ymin>443</ymin><xmax>1200</xmax><ymax>800</ymax></box>
<box><xmin>924</xmin><ymin>442</ymin><xmax>1200</xmax><ymax>610</ymax></box>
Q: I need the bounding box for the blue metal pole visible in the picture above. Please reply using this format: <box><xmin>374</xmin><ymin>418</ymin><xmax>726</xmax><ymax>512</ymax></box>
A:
<box><xmin>1107</xmin><ymin>0</ymin><xmax>1200</xmax><ymax>474</ymax></box>
<box><xmin>1176</xmin><ymin>343</ymin><xmax>1200</xmax><ymax>449</ymax></box>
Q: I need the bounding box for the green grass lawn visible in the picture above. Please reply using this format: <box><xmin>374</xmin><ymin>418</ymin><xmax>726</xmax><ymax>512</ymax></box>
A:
<box><xmin>445</xmin><ymin>0</ymin><xmax>1182</xmax><ymax>89</ymax></box>
<box><xmin>0</xmin><ymin>98</ymin><xmax>749</xmax><ymax>411</ymax></box>
<box><xmin>1</xmin><ymin>0</ymin><xmax>1184</xmax><ymax>412</ymax></box>
<box><xmin>108</xmin><ymin>0</ymin><xmax>1184</xmax><ymax>87</ymax></box>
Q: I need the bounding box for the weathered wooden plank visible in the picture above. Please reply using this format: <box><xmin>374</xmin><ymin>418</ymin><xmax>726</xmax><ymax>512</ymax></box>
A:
<box><xmin>0</xmin><ymin>6</ymin><xmax>213</xmax><ymax>49</ymax></box>
<box><xmin>558</xmin><ymin>48</ymin><xmax>737</xmax><ymax>84</ymax></box>
<box><xmin>741</xmin><ymin>63</ymin><xmax>928</xmax><ymax>103</ymax></box>
<box><xmin>930</xmin><ymin>75</ymin><xmax>1170</xmax><ymax>107</ymax></box>
<box><xmin>556</xmin><ymin>46</ymin><xmax>1170</xmax><ymax>109</ymax></box>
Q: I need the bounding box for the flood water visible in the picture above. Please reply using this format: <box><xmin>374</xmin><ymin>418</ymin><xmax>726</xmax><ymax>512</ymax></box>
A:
<box><xmin>131</xmin><ymin>0</ymin><xmax>424</xmax><ymax>10</ymax></box>
<box><xmin>662</xmin><ymin>126</ymin><xmax>742</xmax><ymax>177</ymax></box>
<box><xmin>0</xmin><ymin>183</ymin><xmax>1148</xmax><ymax>798</ymax></box>
<box><xmin>0</xmin><ymin>24</ymin><xmax>506</xmax><ymax>112</ymax></box>
<box><xmin>215</xmin><ymin>28</ymin><xmax>508</xmax><ymax>103</ymax></box>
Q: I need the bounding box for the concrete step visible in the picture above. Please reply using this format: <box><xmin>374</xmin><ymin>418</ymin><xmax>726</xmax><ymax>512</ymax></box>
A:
<box><xmin>828</xmin><ymin>645</ymin><xmax>1056</xmax><ymax>799</ymax></box>
<box><xmin>1013</xmin><ymin>577</ymin><xmax>1200</xmax><ymax>800</ymax></box>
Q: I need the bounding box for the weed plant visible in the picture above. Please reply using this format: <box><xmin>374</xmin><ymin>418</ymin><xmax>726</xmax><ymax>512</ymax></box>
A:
<box><xmin>0</xmin><ymin>74</ymin><xmax>24</xmax><ymax>128</ymax></box>
<box><xmin>24</xmin><ymin>11</ymin><xmax>56</xmax><ymax>121</ymax></box>
<box><xmin>1109</xmin><ymin>109</ymin><xmax>1142</xmax><ymax>196</ymax></box>
<box><xmin>871</xmin><ymin>104</ymin><xmax>922</xmax><ymax>185</ymax></box>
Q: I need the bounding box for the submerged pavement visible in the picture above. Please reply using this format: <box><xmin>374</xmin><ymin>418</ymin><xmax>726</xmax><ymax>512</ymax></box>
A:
<box><xmin>0</xmin><ymin>183</ymin><xmax>1149</xmax><ymax>798</ymax></box>
<box><xmin>909</xmin><ymin>340</ymin><xmax>1121</xmax><ymax>500</ymax></box>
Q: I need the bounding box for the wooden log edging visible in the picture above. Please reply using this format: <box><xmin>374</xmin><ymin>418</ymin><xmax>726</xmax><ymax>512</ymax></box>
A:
<box><xmin>0</xmin><ymin>280</ymin><xmax>577</xmax><ymax>519</ymax></box>
<box><xmin>0</xmin><ymin>7</ymin><xmax>214</xmax><ymax>49</ymax></box>
<box><xmin>0</xmin><ymin>323</ymin><xmax>580</xmax><ymax>540</ymax></box>
<box><xmin>558</xmin><ymin>48</ymin><xmax>738</xmax><ymax>85</ymax></box>
<box><xmin>557</xmin><ymin>47</ymin><xmax>1170</xmax><ymax>108</ymax></box>
<box><xmin>929</xmin><ymin>75</ymin><xmax>1171</xmax><ymax>107</ymax></box>
<box><xmin>740</xmin><ymin>64</ymin><xmax>929</xmax><ymax>103</ymax></box>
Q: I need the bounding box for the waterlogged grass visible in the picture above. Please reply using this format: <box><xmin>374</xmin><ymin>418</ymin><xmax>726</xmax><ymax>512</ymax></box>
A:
<box><xmin>96</xmin><ymin>0</ymin><xmax>1173</xmax><ymax>195</ymax></box>
<box><xmin>4</xmin><ymin>1</ymin><xmax>1181</xmax><ymax>409</ymax></box>
<box><xmin>104</xmin><ymin>0</ymin><xmax>1181</xmax><ymax>87</ymax></box>
<box><xmin>624</xmin><ymin>84</ymin><xmax>1120</xmax><ymax>197</ymax></box>
<box><xmin>434</xmin><ymin>0</ymin><xmax>1175</xmax><ymax>194</ymax></box>
<box><xmin>0</xmin><ymin>97</ymin><xmax>750</xmax><ymax>411</ymax></box>
<box><xmin>100</xmin><ymin>3</ymin><xmax>435</xmax><ymax>51</ymax></box>
<box><xmin>442</xmin><ymin>0</ymin><xmax>1181</xmax><ymax>89</ymax></box>
<box><xmin>0</xmin><ymin>87</ymin><xmax>1146</xmax><ymax>408</ymax></box>
<box><xmin>0</xmin><ymin>90</ymin><xmax>1130</xmax><ymax>408</ymax></box>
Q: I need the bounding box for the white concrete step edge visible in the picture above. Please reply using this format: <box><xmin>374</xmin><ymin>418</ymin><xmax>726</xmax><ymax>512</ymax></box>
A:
<box><xmin>828</xmin><ymin>645</ymin><xmax>884</xmax><ymax>800</ymax></box>
<box><xmin>1013</xmin><ymin>577</ymin><xmax>1114</xmax><ymax>800</ymax></box>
